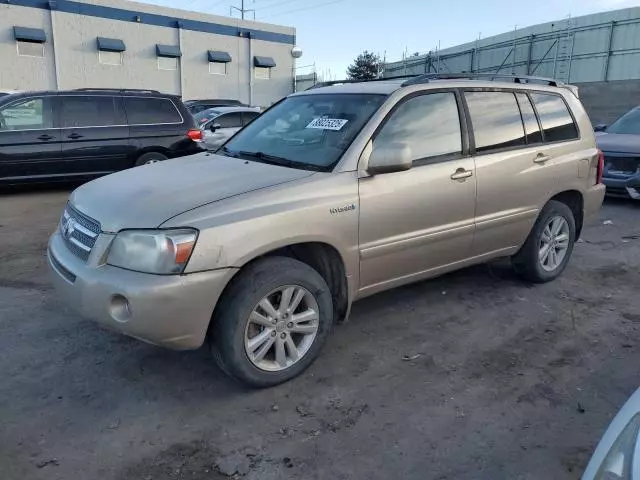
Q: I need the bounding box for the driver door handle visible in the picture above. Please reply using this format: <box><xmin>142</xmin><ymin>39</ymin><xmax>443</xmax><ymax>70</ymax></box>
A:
<box><xmin>38</xmin><ymin>134</ymin><xmax>54</xmax><ymax>141</ymax></box>
<box><xmin>450</xmin><ymin>168</ymin><xmax>473</xmax><ymax>180</ymax></box>
<box><xmin>67</xmin><ymin>133</ymin><xmax>84</xmax><ymax>140</ymax></box>
<box><xmin>534</xmin><ymin>153</ymin><xmax>552</xmax><ymax>164</ymax></box>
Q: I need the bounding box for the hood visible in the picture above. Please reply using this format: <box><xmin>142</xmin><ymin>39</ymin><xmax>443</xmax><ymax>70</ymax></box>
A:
<box><xmin>596</xmin><ymin>132</ymin><xmax>640</xmax><ymax>155</ymax></box>
<box><xmin>70</xmin><ymin>153</ymin><xmax>315</xmax><ymax>232</ymax></box>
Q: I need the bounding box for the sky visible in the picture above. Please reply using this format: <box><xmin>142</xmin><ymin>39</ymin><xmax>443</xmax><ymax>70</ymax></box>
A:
<box><xmin>142</xmin><ymin>0</ymin><xmax>639</xmax><ymax>79</ymax></box>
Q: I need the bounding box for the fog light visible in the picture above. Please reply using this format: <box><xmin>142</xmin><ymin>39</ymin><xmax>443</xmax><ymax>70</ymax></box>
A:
<box><xmin>110</xmin><ymin>294</ymin><xmax>131</xmax><ymax>323</ymax></box>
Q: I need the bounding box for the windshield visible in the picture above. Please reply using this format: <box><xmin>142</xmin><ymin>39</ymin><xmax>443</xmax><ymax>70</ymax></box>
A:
<box><xmin>607</xmin><ymin>107</ymin><xmax>640</xmax><ymax>134</ymax></box>
<box><xmin>193</xmin><ymin>109</ymin><xmax>221</xmax><ymax>126</ymax></box>
<box><xmin>221</xmin><ymin>93</ymin><xmax>387</xmax><ymax>171</ymax></box>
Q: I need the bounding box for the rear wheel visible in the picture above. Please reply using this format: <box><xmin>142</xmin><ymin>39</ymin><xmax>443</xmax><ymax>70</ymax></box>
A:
<box><xmin>512</xmin><ymin>200</ymin><xmax>576</xmax><ymax>283</ymax></box>
<box><xmin>211</xmin><ymin>256</ymin><xmax>333</xmax><ymax>387</ymax></box>
<box><xmin>134</xmin><ymin>152</ymin><xmax>168</xmax><ymax>167</ymax></box>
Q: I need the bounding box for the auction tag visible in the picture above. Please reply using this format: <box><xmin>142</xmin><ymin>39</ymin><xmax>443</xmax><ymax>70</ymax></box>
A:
<box><xmin>306</xmin><ymin>117</ymin><xmax>349</xmax><ymax>131</ymax></box>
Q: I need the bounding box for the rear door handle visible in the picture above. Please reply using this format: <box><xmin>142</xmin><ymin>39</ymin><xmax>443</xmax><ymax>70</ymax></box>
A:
<box><xmin>534</xmin><ymin>153</ymin><xmax>552</xmax><ymax>164</ymax></box>
<box><xmin>67</xmin><ymin>133</ymin><xmax>84</xmax><ymax>140</ymax></box>
<box><xmin>38</xmin><ymin>134</ymin><xmax>54</xmax><ymax>141</ymax></box>
<box><xmin>450</xmin><ymin>168</ymin><xmax>473</xmax><ymax>180</ymax></box>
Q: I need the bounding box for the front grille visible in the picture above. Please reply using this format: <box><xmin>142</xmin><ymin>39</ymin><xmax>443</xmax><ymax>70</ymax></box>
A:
<box><xmin>605</xmin><ymin>156</ymin><xmax>640</xmax><ymax>174</ymax></box>
<box><xmin>59</xmin><ymin>204</ymin><xmax>101</xmax><ymax>262</ymax></box>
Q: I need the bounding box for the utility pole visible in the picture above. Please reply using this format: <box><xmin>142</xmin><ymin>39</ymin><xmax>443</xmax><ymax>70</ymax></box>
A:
<box><xmin>231</xmin><ymin>0</ymin><xmax>254</xmax><ymax>20</ymax></box>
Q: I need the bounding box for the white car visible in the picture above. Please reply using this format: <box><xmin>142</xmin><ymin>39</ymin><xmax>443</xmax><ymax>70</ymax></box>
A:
<box><xmin>194</xmin><ymin>106</ymin><xmax>261</xmax><ymax>150</ymax></box>
<box><xmin>582</xmin><ymin>387</ymin><xmax>640</xmax><ymax>479</ymax></box>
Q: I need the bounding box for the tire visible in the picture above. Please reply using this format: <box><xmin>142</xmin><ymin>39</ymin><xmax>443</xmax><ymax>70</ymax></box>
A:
<box><xmin>512</xmin><ymin>200</ymin><xmax>576</xmax><ymax>283</ymax></box>
<box><xmin>134</xmin><ymin>152</ymin><xmax>168</xmax><ymax>167</ymax></box>
<box><xmin>211</xmin><ymin>256</ymin><xmax>333</xmax><ymax>388</ymax></box>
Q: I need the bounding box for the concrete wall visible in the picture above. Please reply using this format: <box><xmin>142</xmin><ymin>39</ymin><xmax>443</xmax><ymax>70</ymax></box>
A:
<box><xmin>53</xmin><ymin>12</ymin><xmax>182</xmax><ymax>95</ymax></box>
<box><xmin>0</xmin><ymin>4</ymin><xmax>56</xmax><ymax>91</ymax></box>
<box><xmin>578</xmin><ymin>80</ymin><xmax>640</xmax><ymax>125</ymax></box>
<box><xmin>383</xmin><ymin>7</ymin><xmax>640</xmax><ymax>85</ymax></box>
<box><xmin>0</xmin><ymin>0</ymin><xmax>296</xmax><ymax>106</ymax></box>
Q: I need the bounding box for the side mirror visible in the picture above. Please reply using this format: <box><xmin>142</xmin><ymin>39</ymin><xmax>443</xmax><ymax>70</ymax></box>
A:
<box><xmin>594</xmin><ymin>124</ymin><xmax>607</xmax><ymax>132</ymax></box>
<box><xmin>210</xmin><ymin>123</ymin><xmax>221</xmax><ymax>133</ymax></box>
<box><xmin>367</xmin><ymin>143</ymin><xmax>413</xmax><ymax>175</ymax></box>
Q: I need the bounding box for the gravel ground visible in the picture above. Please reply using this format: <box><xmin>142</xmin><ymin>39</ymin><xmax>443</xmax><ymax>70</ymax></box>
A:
<box><xmin>1</xmin><ymin>186</ymin><xmax>639</xmax><ymax>480</ymax></box>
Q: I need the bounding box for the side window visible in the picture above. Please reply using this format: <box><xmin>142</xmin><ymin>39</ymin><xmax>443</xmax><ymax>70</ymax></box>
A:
<box><xmin>515</xmin><ymin>93</ymin><xmax>543</xmax><ymax>144</ymax></box>
<box><xmin>530</xmin><ymin>93</ymin><xmax>579</xmax><ymax>142</ymax></box>
<box><xmin>60</xmin><ymin>96</ymin><xmax>124</xmax><ymax>128</ymax></box>
<box><xmin>215</xmin><ymin>113</ymin><xmax>243</xmax><ymax>128</ymax></box>
<box><xmin>0</xmin><ymin>97</ymin><xmax>53</xmax><ymax>131</ymax></box>
<box><xmin>124</xmin><ymin>98</ymin><xmax>182</xmax><ymax>125</ymax></box>
<box><xmin>243</xmin><ymin>112</ymin><xmax>260</xmax><ymax>126</ymax></box>
<box><xmin>375</xmin><ymin>92</ymin><xmax>462</xmax><ymax>162</ymax></box>
<box><xmin>465</xmin><ymin>91</ymin><xmax>525</xmax><ymax>152</ymax></box>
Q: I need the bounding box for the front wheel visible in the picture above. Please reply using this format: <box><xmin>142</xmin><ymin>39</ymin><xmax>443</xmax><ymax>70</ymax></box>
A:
<box><xmin>211</xmin><ymin>256</ymin><xmax>333</xmax><ymax>387</ymax></box>
<box><xmin>512</xmin><ymin>200</ymin><xmax>576</xmax><ymax>283</ymax></box>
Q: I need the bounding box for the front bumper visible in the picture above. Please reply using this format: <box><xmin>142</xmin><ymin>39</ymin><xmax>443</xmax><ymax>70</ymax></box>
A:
<box><xmin>48</xmin><ymin>231</ymin><xmax>236</xmax><ymax>350</ymax></box>
<box><xmin>602</xmin><ymin>174</ymin><xmax>640</xmax><ymax>200</ymax></box>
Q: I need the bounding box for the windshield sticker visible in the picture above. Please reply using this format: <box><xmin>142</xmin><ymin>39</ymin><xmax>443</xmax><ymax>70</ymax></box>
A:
<box><xmin>306</xmin><ymin>117</ymin><xmax>349</xmax><ymax>131</ymax></box>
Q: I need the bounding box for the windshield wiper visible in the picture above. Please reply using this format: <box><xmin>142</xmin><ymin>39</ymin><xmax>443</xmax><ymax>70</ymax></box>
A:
<box><xmin>221</xmin><ymin>148</ymin><xmax>324</xmax><ymax>171</ymax></box>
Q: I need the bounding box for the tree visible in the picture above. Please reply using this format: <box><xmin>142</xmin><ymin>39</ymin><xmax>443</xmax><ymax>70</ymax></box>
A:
<box><xmin>346</xmin><ymin>51</ymin><xmax>381</xmax><ymax>80</ymax></box>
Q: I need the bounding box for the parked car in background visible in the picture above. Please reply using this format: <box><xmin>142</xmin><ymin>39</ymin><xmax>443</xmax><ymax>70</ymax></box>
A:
<box><xmin>194</xmin><ymin>106</ymin><xmax>261</xmax><ymax>150</ymax></box>
<box><xmin>582</xmin><ymin>387</ymin><xmax>640</xmax><ymax>480</ymax></box>
<box><xmin>184</xmin><ymin>99</ymin><xmax>248</xmax><ymax>115</ymax></box>
<box><xmin>48</xmin><ymin>74</ymin><xmax>604</xmax><ymax>387</ymax></box>
<box><xmin>0</xmin><ymin>88</ymin><xmax>204</xmax><ymax>185</ymax></box>
<box><xmin>595</xmin><ymin>106</ymin><xmax>640</xmax><ymax>200</ymax></box>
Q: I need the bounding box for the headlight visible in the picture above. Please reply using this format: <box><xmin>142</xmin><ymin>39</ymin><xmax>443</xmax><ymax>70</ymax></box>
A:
<box><xmin>594</xmin><ymin>413</ymin><xmax>640</xmax><ymax>480</ymax></box>
<box><xmin>107</xmin><ymin>229</ymin><xmax>198</xmax><ymax>274</ymax></box>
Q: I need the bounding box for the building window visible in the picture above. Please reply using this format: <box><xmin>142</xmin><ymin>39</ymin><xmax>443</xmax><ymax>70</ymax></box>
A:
<box><xmin>158</xmin><ymin>56</ymin><xmax>178</xmax><ymax>71</ymax></box>
<box><xmin>255</xmin><ymin>67</ymin><xmax>271</xmax><ymax>80</ymax></box>
<box><xmin>17</xmin><ymin>41</ymin><xmax>44</xmax><ymax>58</ymax></box>
<box><xmin>209</xmin><ymin>62</ymin><xmax>227</xmax><ymax>75</ymax></box>
<box><xmin>99</xmin><ymin>50</ymin><xmax>123</xmax><ymax>66</ymax></box>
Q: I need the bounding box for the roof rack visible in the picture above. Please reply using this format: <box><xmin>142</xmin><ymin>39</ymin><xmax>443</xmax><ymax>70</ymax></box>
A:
<box><xmin>401</xmin><ymin>73</ymin><xmax>562</xmax><ymax>87</ymax></box>
<box><xmin>73</xmin><ymin>88</ymin><xmax>162</xmax><ymax>94</ymax></box>
<box><xmin>306</xmin><ymin>74</ymin><xmax>419</xmax><ymax>90</ymax></box>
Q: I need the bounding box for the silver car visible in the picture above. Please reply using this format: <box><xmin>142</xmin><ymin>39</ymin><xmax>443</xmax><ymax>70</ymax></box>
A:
<box><xmin>194</xmin><ymin>106</ymin><xmax>261</xmax><ymax>150</ymax></box>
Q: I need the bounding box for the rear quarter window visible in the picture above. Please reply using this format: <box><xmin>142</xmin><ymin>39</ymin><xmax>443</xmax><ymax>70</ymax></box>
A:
<box><xmin>530</xmin><ymin>93</ymin><xmax>579</xmax><ymax>142</ymax></box>
<box><xmin>124</xmin><ymin>97</ymin><xmax>182</xmax><ymax>125</ymax></box>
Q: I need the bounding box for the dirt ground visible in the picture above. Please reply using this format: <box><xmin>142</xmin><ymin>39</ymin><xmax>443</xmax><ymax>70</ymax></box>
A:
<box><xmin>1</xmin><ymin>186</ymin><xmax>639</xmax><ymax>480</ymax></box>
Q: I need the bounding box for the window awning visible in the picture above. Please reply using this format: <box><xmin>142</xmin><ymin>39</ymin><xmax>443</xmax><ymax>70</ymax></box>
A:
<box><xmin>13</xmin><ymin>26</ymin><xmax>46</xmax><ymax>43</ymax></box>
<box><xmin>208</xmin><ymin>50</ymin><xmax>232</xmax><ymax>63</ymax></box>
<box><xmin>253</xmin><ymin>56</ymin><xmax>276</xmax><ymax>68</ymax></box>
<box><xmin>156</xmin><ymin>44</ymin><xmax>181</xmax><ymax>58</ymax></box>
<box><xmin>97</xmin><ymin>37</ymin><xmax>126</xmax><ymax>52</ymax></box>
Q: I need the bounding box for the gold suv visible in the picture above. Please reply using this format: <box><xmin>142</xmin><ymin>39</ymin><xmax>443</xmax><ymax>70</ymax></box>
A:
<box><xmin>48</xmin><ymin>74</ymin><xmax>605</xmax><ymax>387</ymax></box>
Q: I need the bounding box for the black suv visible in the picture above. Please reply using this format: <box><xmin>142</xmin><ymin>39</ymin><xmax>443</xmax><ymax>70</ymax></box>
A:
<box><xmin>0</xmin><ymin>88</ymin><xmax>205</xmax><ymax>185</ymax></box>
<box><xmin>184</xmin><ymin>99</ymin><xmax>247</xmax><ymax>115</ymax></box>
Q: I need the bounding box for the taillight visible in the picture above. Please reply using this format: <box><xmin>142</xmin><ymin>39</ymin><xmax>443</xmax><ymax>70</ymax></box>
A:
<box><xmin>596</xmin><ymin>149</ymin><xmax>604</xmax><ymax>184</ymax></box>
<box><xmin>187</xmin><ymin>129</ymin><xmax>203</xmax><ymax>142</ymax></box>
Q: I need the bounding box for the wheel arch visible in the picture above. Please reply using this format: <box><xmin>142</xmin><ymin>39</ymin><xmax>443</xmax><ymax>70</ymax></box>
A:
<box><xmin>547</xmin><ymin>190</ymin><xmax>584</xmax><ymax>239</ymax></box>
<box><xmin>211</xmin><ymin>241</ymin><xmax>351</xmax><ymax>332</ymax></box>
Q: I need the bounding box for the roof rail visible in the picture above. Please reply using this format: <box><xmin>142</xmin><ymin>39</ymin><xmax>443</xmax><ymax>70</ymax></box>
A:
<box><xmin>73</xmin><ymin>88</ymin><xmax>162</xmax><ymax>94</ymax></box>
<box><xmin>306</xmin><ymin>74</ymin><xmax>420</xmax><ymax>90</ymax></box>
<box><xmin>401</xmin><ymin>73</ymin><xmax>562</xmax><ymax>87</ymax></box>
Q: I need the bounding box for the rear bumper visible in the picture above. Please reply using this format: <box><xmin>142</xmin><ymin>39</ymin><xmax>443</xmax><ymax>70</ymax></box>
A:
<box><xmin>584</xmin><ymin>183</ymin><xmax>607</xmax><ymax>218</ymax></box>
<box><xmin>48</xmin><ymin>231</ymin><xmax>236</xmax><ymax>350</ymax></box>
